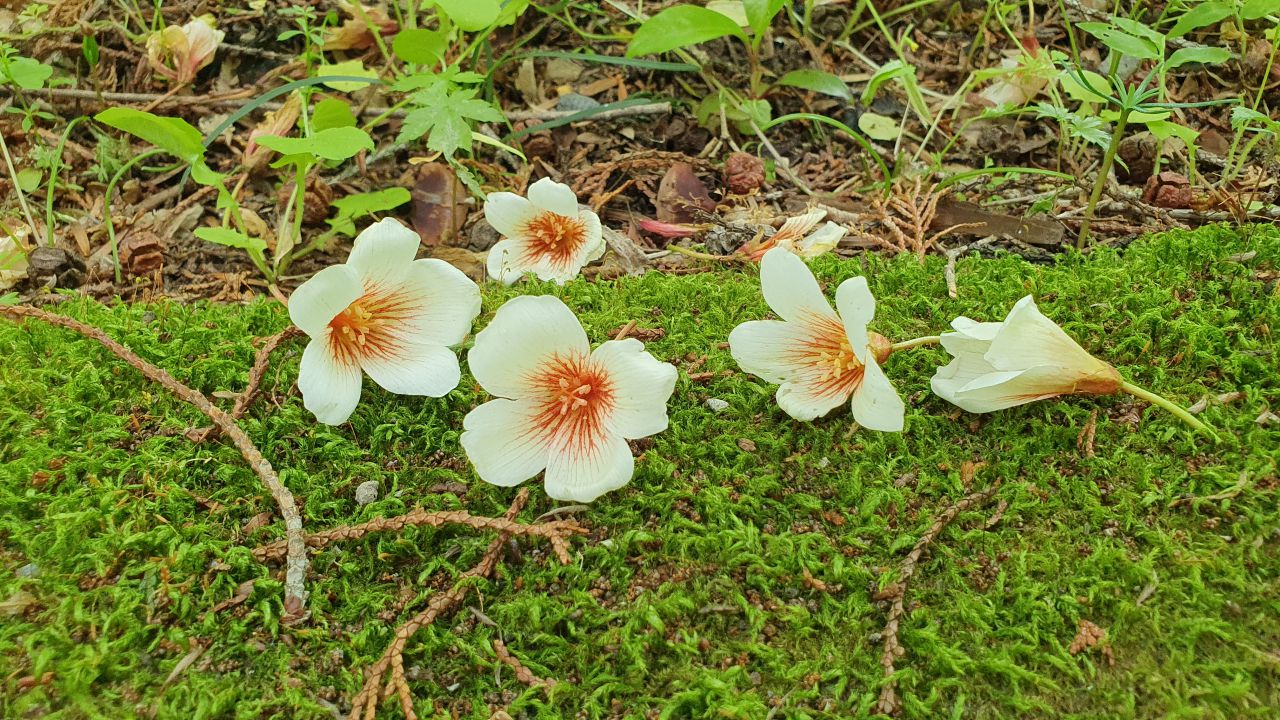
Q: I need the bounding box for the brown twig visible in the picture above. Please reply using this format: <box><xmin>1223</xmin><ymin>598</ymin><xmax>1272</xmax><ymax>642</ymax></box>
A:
<box><xmin>190</xmin><ymin>326</ymin><xmax>303</xmax><ymax>442</ymax></box>
<box><xmin>0</xmin><ymin>306</ymin><xmax>311</xmax><ymax>621</ymax></box>
<box><xmin>349</xmin><ymin>489</ymin><xmax>538</xmax><ymax>720</ymax></box>
<box><xmin>493</xmin><ymin>637</ymin><xmax>558</xmax><ymax>690</ymax></box>
<box><xmin>254</xmin><ymin>506</ymin><xmax>584</xmax><ymax>565</ymax></box>
<box><xmin>875</xmin><ymin>473</ymin><xmax>1001</xmax><ymax>716</ymax></box>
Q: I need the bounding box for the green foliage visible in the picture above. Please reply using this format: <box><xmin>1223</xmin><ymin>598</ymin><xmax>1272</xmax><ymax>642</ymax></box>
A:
<box><xmin>395</xmin><ymin>68</ymin><xmax>506</xmax><ymax>158</ymax></box>
<box><xmin>2</xmin><ymin>226</ymin><xmax>1278</xmax><ymax>719</ymax></box>
<box><xmin>93</xmin><ymin>108</ymin><xmax>205</xmax><ymax>165</ymax></box>
<box><xmin>326</xmin><ymin>188</ymin><xmax>412</xmax><ymax>237</ymax></box>
<box><xmin>775</xmin><ymin>69</ymin><xmax>852</xmax><ymax>100</ymax></box>
<box><xmin>626</xmin><ymin>5</ymin><xmax>748</xmax><ymax>57</ymax></box>
<box><xmin>0</xmin><ymin>42</ymin><xmax>52</xmax><ymax>90</ymax></box>
<box><xmin>256</xmin><ymin>126</ymin><xmax>375</xmax><ymax>165</ymax></box>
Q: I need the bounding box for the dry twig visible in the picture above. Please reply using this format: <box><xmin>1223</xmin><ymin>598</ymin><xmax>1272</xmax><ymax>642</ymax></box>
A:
<box><xmin>253</xmin><ymin>506</ymin><xmax>584</xmax><ymax>564</ymax></box>
<box><xmin>493</xmin><ymin>637</ymin><xmax>558</xmax><ymax>689</ymax></box>
<box><xmin>0</xmin><ymin>306</ymin><xmax>311</xmax><ymax>621</ymax></box>
<box><xmin>875</xmin><ymin>469</ymin><xmax>1001</xmax><ymax>716</ymax></box>
<box><xmin>860</xmin><ymin>178</ymin><xmax>982</xmax><ymax>262</ymax></box>
<box><xmin>349</xmin><ymin>489</ymin><xmax>561</xmax><ymax>720</ymax></box>
<box><xmin>190</xmin><ymin>325</ymin><xmax>303</xmax><ymax>442</ymax></box>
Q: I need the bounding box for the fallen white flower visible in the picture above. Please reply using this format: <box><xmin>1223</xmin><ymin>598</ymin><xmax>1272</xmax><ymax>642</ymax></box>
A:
<box><xmin>484</xmin><ymin>178</ymin><xmax>604</xmax><ymax>285</ymax></box>
<box><xmin>461</xmin><ymin>295</ymin><xmax>677</xmax><ymax>502</ymax></box>
<box><xmin>288</xmin><ymin>218</ymin><xmax>480</xmax><ymax>425</ymax></box>
<box><xmin>729</xmin><ymin>248</ymin><xmax>904</xmax><ymax>430</ymax></box>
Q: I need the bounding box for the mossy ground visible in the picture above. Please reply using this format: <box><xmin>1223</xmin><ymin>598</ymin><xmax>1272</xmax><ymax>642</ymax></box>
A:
<box><xmin>2</xmin><ymin>225</ymin><xmax>1278</xmax><ymax>720</ymax></box>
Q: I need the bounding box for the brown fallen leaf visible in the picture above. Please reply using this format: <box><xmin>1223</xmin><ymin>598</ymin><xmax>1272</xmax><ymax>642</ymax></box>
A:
<box><xmin>656</xmin><ymin>162</ymin><xmax>715</xmax><ymax>223</ymax></box>
<box><xmin>411</xmin><ymin>162</ymin><xmax>468</xmax><ymax>247</ymax></box>
<box><xmin>429</xmin><ymin>246</ymin><xmax>487</xmax><ymax>283</ymax></box>
<box><xmin>931</xmin><ymin>197</ymin><xmax>1064</xmax><ymax>246</ymax></box>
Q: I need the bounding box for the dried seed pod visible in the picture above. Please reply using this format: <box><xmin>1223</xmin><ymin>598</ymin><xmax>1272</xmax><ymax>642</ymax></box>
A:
<box><xmin>277</xmin><ymin>175</ymin><xmax>334</xmax><ymax>225</ymax></box>
<box><xmin>724</xmin><ymin>152</ymin><xmax>765</xmax><ymax>194</ymax></box>
<box><xmin>119</xmin><ymin>231</ymin><xmax>165</xmax><ymax>275</ymax></box>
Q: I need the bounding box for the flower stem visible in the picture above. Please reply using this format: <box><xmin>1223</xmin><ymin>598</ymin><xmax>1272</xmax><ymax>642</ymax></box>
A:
<box><xmin>1119</xmin><ymin>380</ymin><xmax>1221</xmax><ymax>442</ymax></box>
<box><xmin>666</xmin><ymin>244</ymin><xmax>727</xmax><ymax>262</ymax></box>
<box><xmin>890</xmin><ymin>335</ymin><xmax>941</xmax><ymax>352</ymax></box>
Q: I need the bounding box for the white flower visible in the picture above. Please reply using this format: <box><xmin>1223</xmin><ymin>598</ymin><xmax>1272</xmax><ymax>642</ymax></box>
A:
<box><xmin>146</xmin><ymin>16</ymin><xmax>225</xmax><ymax>86</ymax></box>
<box><xmin>741</xmin><ymin>209</ymin><xmax>846</xmax><ymax>260</ymax></box>
<box><xmin>288</xmin><ymin>218</ymin><xmax>481</xmax><ymax>425</ymax></box>
<box><xmin>483</xmin><ymin>178</ymin><xmax>605</xmax><ymax>286</ymax></box>
<box><xmin>461</xmin><ymin>295</ymin><xmax>677</xmax><ymax>503</ymax></box>
<box><xmin>931</xmin><ymin>295</ymin><xmax>1123</xmax><ymax>413</ymax></box>
<box><xmin>728</xmin><ymin>248</ymin><xmax>904</xmax><ymax>430</ymax></box>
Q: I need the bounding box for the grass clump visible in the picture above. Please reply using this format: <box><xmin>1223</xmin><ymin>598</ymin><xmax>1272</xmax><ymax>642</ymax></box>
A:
<box><xmin>1</xmin><ymin>224</ymin><xmax>1278</xmax><ymax>719</ymax></box>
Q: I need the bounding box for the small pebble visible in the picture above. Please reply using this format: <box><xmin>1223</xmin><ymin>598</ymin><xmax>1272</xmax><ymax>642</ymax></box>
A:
<box><xmin>705</xmin><ymin>398</ymin><xmax>729</xmax><ymax>412</ymax></box>
<box><xmin>16</xmin><ymin>563</ymin><xmax>39</xmax><ymax>578</ymax></box>
<box><xmin>354</xmin><ymin>480</ymin><xmax>380</xmax><ymax>506</ymax></box>
<box><xmin>555</xmin><ymin>93</ymin><xmax>599</xmax><ymax>112</ymax></box>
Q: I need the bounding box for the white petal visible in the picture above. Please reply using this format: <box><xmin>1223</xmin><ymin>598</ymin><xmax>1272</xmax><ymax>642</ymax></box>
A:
<box><xmin>468</xmin><ymin>295</ymin><xmax>590</xmax><ymax>399</ymax></box>
<box><xmin>796</xmin><ymin>221</ymin><xmax>845</xmax><ymax>257</ymax></box>
<box><xmin>986</xmin><ymin>296</ymin><xmax>1103</xmax><ymax>373</ymax></box>
<box><xmin>579</xmin><ymin>209</ymin><xmax>606</xmax><ymax>263</ymax></box>
<box><xmin>347</xmin><ymin>218</ymin><xmax>421</xmax><ymax>288</ymax></box>
<box><xmin>949</xmin><ymin>316</ymin><xmax>1002</xmax><ymax>342</ymax></box>
<box><xmin>396</xmin><ymin>258</ymin><xmax>481</xmax><ymax>347</ymax></box>
<box><xmin>486</xmin><ymin>238</ymin><xmax>530</xmax><ymax>286</ymax></box>
<box><xmin>835</xmin><ymin>275</ymin><xmax>875</xmax><ymax>362</ymax></box>
<box><xmin>526</xmin><ymin>177</ymin><xmax>580</xmax><ymax>217</ymax></box>
<box><xmin>288</xmin><ymin>264</ymin><xmax>362</xmax><ymax>337</ymax></box>
<box><xmin>529</xmin><ymin>255</ymin><xmax>585</xmax><ymax>285</ymax></box>
<box><xmin>298</xmin><ymin>334</ymin><xmax>363</xmax><ymax>424</ymax></box>
<box><xmin>360</xmin><ymin>340</ymin><xmax>461</xmax><ymax>397</ymax></box>
<box><xmin>849</xmin><ymin>355</ymin><xmax>904</xmax><ymax>431</ymax></box>
<box><xmin>729</xmin><ymin>319</ymin><xmax>808</xmax><ymax>385</ymax></box>
<box><xmin>460</xmin><ymin>398</ymin><xmax>550</xmax><ymax>487</ymax></box>
<box><xmin>591</xmin><ymin>339</ymin><xmax>677</xmax><ymax>439</ymax></box>
<box><xmin>775</xmin><ymin>381</ymin><xmax>850</xmax><ymax>422</ymax></box>
<box><xmin>759</xmin><ymin>247</ymin><xmax>838</xmax><ymax>324</ymax></box>
<box><xmin>543</xmin><ymin>432</ymin><xmax>634</xmax><ymax>503</ymax></box>
<box><xmin>483</xmin><ymin>192</ymin><xmax>536</xmax><ymax>238</ymax></box>
<box><xmin>935</xmin><ymin>366</ymin><xmax>1068</xmax><ymax>413</ymax></box>
<box><xmin>772</xmin><ymin>209</ymin><xmax>827</xmax><ymax>244</ymax></box>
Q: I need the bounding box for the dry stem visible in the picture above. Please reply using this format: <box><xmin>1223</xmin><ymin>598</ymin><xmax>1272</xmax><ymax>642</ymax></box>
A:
<box><xmin>0</xmin><ymin>306</ymin><xmax>311</xmax><ymax>621</ymax></box>
<box><xmin>349</xmin><ymin>489</ymin><xmax>537</xmax><ymax>720</ymax></box>
<box><xmin>253</xmin><ymin>506</ymin><xmax>584</xmax><ymax>564</ymax></box>
<box><xmin>875</xmin><ymin>473</ymin><xmax>1001</xmax><ymax>716</ymax></box>
<box><xmin>190</xmin><ymin>325</ymin><xmax>303</xmax><ymax>442</ymax></box>
<box><xmin>493</xmin><ymin>637</ymin><xmax>558</xmax><ymax>689</ymax></box>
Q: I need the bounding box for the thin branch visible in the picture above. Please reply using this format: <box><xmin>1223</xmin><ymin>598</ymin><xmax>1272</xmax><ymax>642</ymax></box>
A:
<box><xmin>190</xmin><ymin>325</ymin><xmax>303</xmax><ymax>442</ymax></box>
<box><xmin>253</xmin><ymin>506</ymin><xmax>584</xmax><ymax>565</ymax></box>
<box><xmin>0</xmin><ymin>306</ymin><xmax>311</xmax><ymax>621</ymax></box>
<box><xmin>875</xmin><ymin>467</ymin><xmax>1000</xmax><ymax>716</ymax></box>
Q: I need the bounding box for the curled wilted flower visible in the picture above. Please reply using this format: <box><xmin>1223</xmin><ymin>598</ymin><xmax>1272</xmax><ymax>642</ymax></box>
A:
<box><xmin>146</xmin><ymin>16</ymin><xmax>224</xmax><ymax>86</ymax></box>
<box><xmin>484</xmin><ymin>178</ymin><xmax>605</xmax><ymax>286</ymax></box>
<box><xmin>729</xmin><ymin>248</ymin><xmax>904</xmax><ymax>430</ymax></box>
<box><xmin>324</xmin><ymin>1</ymin><xmax>396</xmax><ymax>51</ymax></box>
<box><xmin>741</xmin><ymin>209</ymin><xmax>847</xmax><ymax>260</ymax></box>
<box><xmin>977</xmin><ymin>37</ymin><xmax>1053</xmax><ymax>108</ymax></box>
<box><xmin>931</xmin><ymin>296</ymin><xmax>1123</xmax><ymax>413</ymax></box>
<box><xmin>288</xmin><ymin>218</ymin><xmax>481</xmax><ymax>425</ymax></box>
<box><xmin>243</xmin><ymin>92</ymin><xmax>302</xmax><ymax>173</ymax></box>
<box><xmin>929</xmin><ymin>296</ymin><xmax>1218</xmax><ymax>439</ymax></box>
<box><xmin>461</xmin><ymin>295</ymin><xmax>677</xmax><ymax>502</ymax></box>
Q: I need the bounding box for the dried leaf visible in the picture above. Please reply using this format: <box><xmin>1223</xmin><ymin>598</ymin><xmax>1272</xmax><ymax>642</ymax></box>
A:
<box><xmin>411</xmin><ymin>163</ymin><xmax>467</xmax><ymax>247</ymax></box>
<box><xmin>656</xmin><ymin>162</ymin><xmax>715</xmax><ymax>223</ymax></box>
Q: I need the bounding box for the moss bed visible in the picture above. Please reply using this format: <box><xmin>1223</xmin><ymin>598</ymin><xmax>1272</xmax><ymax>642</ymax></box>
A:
<box><xmin>2</xmin><ymin>225</ymin><xmax>1278</xmax><ymax>719</ymax></box>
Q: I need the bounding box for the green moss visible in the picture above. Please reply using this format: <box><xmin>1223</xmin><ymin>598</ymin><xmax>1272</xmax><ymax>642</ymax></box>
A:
<box><xmin>1</xmin><ymin>224</ymin><xmax>1277</xmax><ymax>719</ymax></box>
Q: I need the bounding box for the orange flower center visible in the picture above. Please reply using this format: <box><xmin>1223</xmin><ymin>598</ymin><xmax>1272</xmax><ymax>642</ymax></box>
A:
<box><xmin>790</xmin><ymin>313</ymin><xmax>865</xmax><ymax>399</ymax></box>
<box><xmin>326</xmin><ymin>286</ymin><xmax>419</xmax><ymax>365</ymax></box>
<box><xmin>522</xmin><ymin>211</ymin><xmax>587</xmax><ymax>266</ymax></box>
<box><xmin>527</xmin><ymin>352</ymin><xmax>615</xmax><ymax>455</ymax></box>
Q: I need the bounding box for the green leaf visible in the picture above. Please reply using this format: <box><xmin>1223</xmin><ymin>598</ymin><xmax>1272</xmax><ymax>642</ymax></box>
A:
<box><xmin>256</xmin><ymin>127</ymin><xmax>374</xmax><ymax>162</ymax></box>
<box><xmin>194</xmin><ymin>227</ymin><xmax>268</xmax><ymax>253</ymax></box>
<box><xmin>1078</xmin><ymin>22</ymin><xmax>1161</xmax><ymax>60</ymax></box>
<box><xmin>312</xmin><ymin>98</ymin><xmax>357</xmax><ymax>132</ymax></box>
<box><xmin>435</xmin><ymin>0</ymin><xmax>501</xmax><ymax>31</ymax></box>
<box><xmin>857</xmin><ymin>112</ymin><xmax>899</xmax><ymax>141</ymax></box>
<box><xmin>0</xmin><ymin>292</ymin><xmax>18</xmax><ymax>306</ymax></box>
<box><xmin>15</xmin><ymin>168</ymin><xmax>41</xmax><ymax>192</ymax></box>
<box><xmin>742</xmin><ymin>0</ymin><xmax>786</xmax><ymax>39</ymax></box>
<box><xmin>1169</xmin><ymin>2</ymin><xmax>1233</xmax><ymax>36</ymax></box>
<box><xmin>1241</xmin><ymin>0</ymin><xmax>1277</xmax><ymax>20</ymax></box>
<box><xmin>4</xmin><ymin>56</ymin><xmax>52</xmax><ymax>90</ymax></box>
<box><xmin>1165</xmin><ymin>46</ymin><xmax>1232</xmax><ymax>69</ymax></box>
<box><xmin>319</xmin><ymin>60</ymin><xmax>379</xmax><ymax>92</ymax></box>
<box><xmin>328</xmin><ymin>187</ymin><xmax>411</xmax><ymax>236</ymax></box>
<box><xmin>393</xmin><ymin>28</ymin><xmax>447</xmax><ymax>66</ymax></box>
<box><xmin>399</xmin><ymin>86</ymin><xmax>504</xmax><ymax>157</ymax></box>
<box><xmin>776</xmin><ymin>69</ymin><xmax>851</xmax><ymax>100</ymax></box>
<box><xmin>1060</xmin><ymin>68</ymin><xmax>1113</xmax><ymax>103</ymax></box>
<box><xmin>627</xmin><ymin>6</ymin><xmax>747</xmax><ymax>57</ymax></box>
<box><xmin>1146</xmin><ymin>120</ymin><xmax>1199</xmax><ymax>147</ymax></box>
<box><xmin>1110</xmin><ymin>17</ymin><xmax>1167</xmax><ymax>50</ymax></box>
<box><xmin>94</xmin><ymin>108</ymin><xmax>204</xmax><ymax>163</ymax></box>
